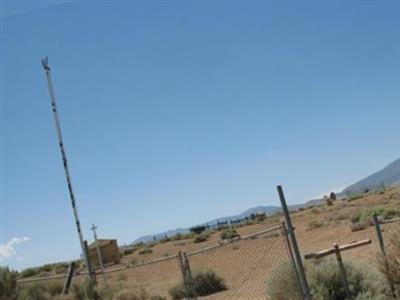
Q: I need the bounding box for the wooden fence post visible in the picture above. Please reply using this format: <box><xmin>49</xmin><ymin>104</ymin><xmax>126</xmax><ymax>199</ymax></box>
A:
<box><xmin>178</xmin><ymin>252</ymin><xmax>192</xmax><ymax>299</ymax></box>
<box><xmin>62</xmin><ymin>261</ymin><xmax>75</xmax><ymax>295</ymax></box>
<box><xmin>84</xmin><ymin>240</ymin><xmax>96</xmax><ymax>283</ymax></box>
<box><xmin>333</xmin><ymin>243</ymin><xmax>351</xmax><ymax>298</ymax></box>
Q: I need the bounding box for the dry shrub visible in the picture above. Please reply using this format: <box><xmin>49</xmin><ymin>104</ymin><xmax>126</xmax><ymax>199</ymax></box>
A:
<box><xmin>17</xmin><ymin>284</ymin><xmax>50</xmax><ymax>300</ymax></box>
<box><xmin>169</xmin><ymin>269</ymin><xmax>226</xmax><ymax>299</ymax></box>
<box><xmin>326</xmin><ymin>198</ymin><xmax>334</xmax><ymax>206</ymax></box>
<box><xmin>71</xmin><ymin>277</ymin><xmax>99</xmax><ymax>300</ymax></box>
<box><xmin>378</xmin><ymin>223</ymin><xmax>400</xmax><ymax>294</ymax></box>
<box><xmin>266</xmin><ymin>261</ymin><xmax>302</xmax><ymax>300</ymax></box>
<box><xmin>219</xmin><ymin>229</ymin><xmax>239</xmax><ymax>240</ymax></box>
<box><xmin>307</xmin><ymin>259</ymin><xmax>390</xmax><ymax>299</ymax></box>
<box><xmin>46</xmin><ymin>281</ymin><xmax>63</xmax><ymax>296</ymax></box>
<box><xmin>117</xmin><ymin>272</ymin><xmax>128</xmax><ymax>282</ymax></box>
<box><xmin>351</xmin><ymin>221</ymin><xmax>368</xmax><ymax>232</ymax></box>
<box><xmin>307</xmin><ymin>220</ymin><xmax>325</xmax><ymax>231</ymax></box>
<box><xmin>267</xmin><ymin>259</ymin><xmax>391</xmax><ymax>300</ymax></box>
<box><xmin>138</xmin><ymin>247</ymin><xmax>153</xmax><ymax>255</ymax></box>
<box><xmin>0</xmin><ymin>266</ymin><xmax>18</xmax><ymax>300</ymax></box>
<box><xmin>193</xmin><ymin>234</ymin><xmax>208</xmax><ymax>243</ymax></box>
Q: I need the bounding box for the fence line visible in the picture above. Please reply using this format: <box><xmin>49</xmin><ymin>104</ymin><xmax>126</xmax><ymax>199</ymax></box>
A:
<box><xmin>18</xmin><ymin>225</ymin><xmax>285</xmax><ymax>285</ymax></box>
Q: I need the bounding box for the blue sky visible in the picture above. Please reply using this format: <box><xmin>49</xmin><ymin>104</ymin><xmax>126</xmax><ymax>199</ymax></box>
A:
<box><xmin>1</xmin><ymin>1</ymin><xmax>399</xmax><ymax>270</ymax></box>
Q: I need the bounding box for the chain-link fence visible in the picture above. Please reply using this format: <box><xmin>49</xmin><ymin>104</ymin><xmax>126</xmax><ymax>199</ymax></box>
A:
<box><xmin>184</xmin><ymin>225</ymin><xmax>302</xmax><ymax>299</ymax></box>
<box><xmin>98</xmin><ymin>224</ymin><xmax>303</xmax><ymax>299</ymax></box>
<box><xmin>18</xmin><ymin>224</ymin><xmax>303</xmax><ymax>300</ymax></box>
<box><xmin>102</xmin><ymin>255</ymin><xmax>183</xmax><ymax>298</ymax></box>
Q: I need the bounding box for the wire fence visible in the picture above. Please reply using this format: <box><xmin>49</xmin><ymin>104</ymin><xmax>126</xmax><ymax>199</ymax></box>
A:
<box><xmin>98</xmin><ymin>224</ymin><xmax>302</xmax><ymax>299</ymax></box>
<box><xmin>18</xmin><ymin>224</ymin><xmax>302</xmax><ymax>299</ymax></box>
<box><xmin>186</xmin><ymin>226</ymin><xmax>301</xmax><ymax>299</ymax></box>
<box><xmin>104</xmin><ymin>254</ymin><xmax>183</xmax><ymax>298</ymax></box>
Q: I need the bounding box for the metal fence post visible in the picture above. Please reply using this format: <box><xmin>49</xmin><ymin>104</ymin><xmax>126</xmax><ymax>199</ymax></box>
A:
<box><xmin>372</xmin><ymin>214</ymin><xmax>397</xmax><ymax>298</ymax></box>
<box><xmin>277</xmin><ymin>185</ymin><xmax>312</xmax><ymax>300</ymax></box>
<box><xmin>333</xmin><ymin>243</ymin><xmax>351</xmax><ymax>298</ymax></box>
<box><xmin>183</xmin><ymin>252</ymin><xmax>197</xmax><ymax>300</ymax></box>
<box><xmin>282</xmin><ymin>222</ymin><xmax>303</xmax><ymax>297</ymax></box>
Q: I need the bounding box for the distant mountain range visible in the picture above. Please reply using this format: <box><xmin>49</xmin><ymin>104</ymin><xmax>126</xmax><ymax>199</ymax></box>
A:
<box><xmin>342</xmin><ymin>158</ymin><xmax>400</xmax><ymax>195</ymax></box>
<box><xmin>134</xmin><ymin>157</ymin><xmax>400</xmax><ymax>243</ymax></box>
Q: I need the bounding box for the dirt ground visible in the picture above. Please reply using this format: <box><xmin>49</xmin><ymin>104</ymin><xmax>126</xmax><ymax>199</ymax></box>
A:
<box><xmin>20</xmin><ymin>187</ymin><xmax>400</xmax><ymax>299</ymax></box>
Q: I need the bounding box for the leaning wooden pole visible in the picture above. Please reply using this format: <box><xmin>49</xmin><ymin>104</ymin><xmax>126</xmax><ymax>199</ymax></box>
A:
<box><xmin>41</xmin><ymin>57</ymin><xmax>92</xmax><ymax>279</ymax></box>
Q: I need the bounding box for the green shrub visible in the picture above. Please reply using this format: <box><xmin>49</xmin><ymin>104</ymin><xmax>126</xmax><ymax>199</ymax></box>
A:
<box><xmin>0</xmin><ymin>266</ymin><xmax>18</xmax><ymax>300</ymax></box>
<box><xmin>190</xmin><ymin>226</ymin><xmax>207</xmax><ymax>235</ymax></box>
<box><xmin>138</xmin><ymin>247</ymin><xmax>153</xmax><ymax>255</ymax></box>
<box><xmin>46</xmin><ymin>281</ymin><xmax>63</xmax><ymax>296</ymax></box>
<box><xmin>310</xmin><ymin>208</ymin><xmax>320</xmax><ymax>214</ymax></box>
<box><xmin>169</xmin><ymin>284</ymin><xmax>187</xmax><ymax>300</ymax></box>
<box><xmin>328</xmin><ymin>212</ymin><xmax>349</xmax><ymax>222</ymax></box>
<box><xmin>121</xmin><ymin>248</ymin><xmax>135</xmax><ymax>256</ymax></box>
<box><xmin>159</xmin><ymin>236</ymin><xmax>170</xmax><ymax>243</ymax></box>
<box><xmin>193</xmin><ymin>234</ymin><xmax>208</xmax><ymax>243</ymax></box>
<box><xmin>266</xmin><ymin>261</ymin><xmax>302</xmax><ymax>300</ymax></box>
<box><xmin>170</xmin><ymin>233</ymin><xmax>194</xmax><ymax>241</ymax></box>
<box><xmin>220</xmin><ymin>229</ymin><xmax>239</xmax><ymax>240</ymax></box>
<box><xmin>267</xmin><ymin>259</ymin><xmax>391</xmax><ymax>300</ymax></box>
<box><xmin>307</xmin><ymin>259</ymin><xmax>390</xmax><ymax>299</ymax></box>
<box><xmin>378</xmin><ymin>223</ymin><xmax>400</xmax><ymax>295</ymax></box>
<box><xmin>191</xmin><ymin>270</ymin><xmax>227</xmax><ymax>296</ymax></box>
<box><xmin>204</xmin><ymin>229</ymin><xmax>216</xmax><ymax>236</ymax></box>
<box><xmin>54</xmin><ymin>263</ymin><xmax>68</xmax><ymax>274</ymax></box>
<box><xmin>170</xmin><ymin>233</ymin><xmax>184</xmax><ymax>241</ymax></box>
<box><xmin>17</xmin><ymin>284</ymin><xmax>49</xmax><ymax>300</ymax></box>
<box><xmin>351</xmin><ymin>208</ymin><xmax>400</xmax><ymax>224</ymax></box>
<box><xmin>38</xmin><ymin>264</ymin><xmax>53</xmax><ymax>274</ymax></box>
<box><xmin>169</xmin><ymin>269</ymin><xmax>226</xmax><ymax>299</ymax></box>
<box><xmin>19</xmin><ymin>268</ymin><xmax>38</xmax><ymax>278</ymax></box>
<box><xmin>71</xmin><ymin>277</ymin><xmax>99</xmax><ymax>300</ymax></box>
<box><xmin>307</xmin><ymin>220</ymin><xmax>325</xmax><ymax>231</ymax></box>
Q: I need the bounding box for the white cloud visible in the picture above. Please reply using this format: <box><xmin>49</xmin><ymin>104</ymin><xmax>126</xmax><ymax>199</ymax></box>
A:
<box><xmin>0</xmin><ymin>236</ymin><xmax>31</xmax><ymax>260</ymax></box>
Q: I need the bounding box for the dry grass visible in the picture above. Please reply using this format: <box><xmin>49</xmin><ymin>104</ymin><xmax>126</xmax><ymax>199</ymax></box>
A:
<box><xmin>378</xmin><ymin>222</ymin><xmax>400</xmax><ymax>293</ymax></box>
